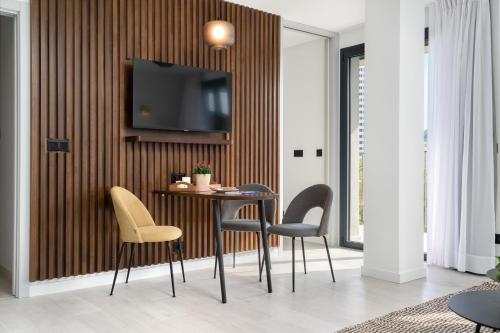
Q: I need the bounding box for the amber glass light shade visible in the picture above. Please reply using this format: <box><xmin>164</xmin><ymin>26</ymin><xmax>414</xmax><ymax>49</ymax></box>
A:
<box><xmin>203</xmin><ymin>20</ymin><xmax>235</xmax><ymax>50</ymax></box>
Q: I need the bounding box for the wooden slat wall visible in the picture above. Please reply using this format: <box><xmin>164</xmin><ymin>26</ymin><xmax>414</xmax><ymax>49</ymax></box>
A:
<box><xmin>30</xmin><ymin>0</ymin><xmax>281</xmax><ymax>281</ymax></box>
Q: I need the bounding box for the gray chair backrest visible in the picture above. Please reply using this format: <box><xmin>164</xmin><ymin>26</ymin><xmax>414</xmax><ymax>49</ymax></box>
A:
<box><xmin>221</xmin><ymin>184</ymin><xmax>276</xmax><ymax>224</ymax></box>
<box><xmin>282</xmin><ymin>184</ymin><xmax>333</xmax><ymax>236</ymax></box>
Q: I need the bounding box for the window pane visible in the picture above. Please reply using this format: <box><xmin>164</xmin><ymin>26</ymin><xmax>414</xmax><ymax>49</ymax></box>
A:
<box><xmin>348</xmin><ymin>56</ymin><xmax>365</xmax><ymax>243</ymax></box>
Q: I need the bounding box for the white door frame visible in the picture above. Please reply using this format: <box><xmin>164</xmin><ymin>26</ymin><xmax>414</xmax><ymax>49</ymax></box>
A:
<box><xmin>280</xmin><ymin>20</ymin><xmax>340</xmax><ymax>247</ymax></box>
<box><xmin>0</xmin><ymin>0</ymin><xmax>31</xmax><ymax>298</ymax></box>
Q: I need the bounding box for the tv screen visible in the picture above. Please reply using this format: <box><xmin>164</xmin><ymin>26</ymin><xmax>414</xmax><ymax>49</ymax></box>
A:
<box><xmin>132</xmin><ymin>58</ymin><xmax>232</xmax><ymax>133</ymax></box>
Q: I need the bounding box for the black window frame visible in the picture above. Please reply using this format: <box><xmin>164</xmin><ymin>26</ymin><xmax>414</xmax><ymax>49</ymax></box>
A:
<box><xmin>339</xmin><ymin>43</ymin><xmax>365</xmax><ymax>251</ymax></box>
<box><xmin>339</xmin><ymin>29</ymin><xmax>429</xmax><ymax>253</ymax></box>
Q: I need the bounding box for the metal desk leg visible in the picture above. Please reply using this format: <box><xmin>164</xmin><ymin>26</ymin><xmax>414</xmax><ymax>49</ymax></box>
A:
<box><xmin>212</xmin><ymin>199</ymin><xmax>227</xmax><ymax>303</ymax></box>
<box><xmin>258</xmin><ymin>200</ymin><xmax>272</xmax><ymax>293</ymax></box>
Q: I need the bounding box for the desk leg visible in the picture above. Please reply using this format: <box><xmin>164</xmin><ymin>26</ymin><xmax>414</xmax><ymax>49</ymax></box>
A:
<box><xmin>475</xmin><ymin>324</ymin><xmax>481</xmax><ymax>333</ymax></box>
<box><xmin>212</xmin><ymin>199</ymin><xmax>227</xmax><ymax>303</ymax></box>
<box><xmin>258</xmin><ymin>200</ymin><xmax>272</xmax><ymax>293</ymax></box>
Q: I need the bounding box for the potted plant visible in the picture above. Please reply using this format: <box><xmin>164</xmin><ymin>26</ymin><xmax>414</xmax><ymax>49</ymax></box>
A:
<box><xmin>193</xmin><ymin>162</ymin><xmax>213</xmax><ymax>186</ymax></box>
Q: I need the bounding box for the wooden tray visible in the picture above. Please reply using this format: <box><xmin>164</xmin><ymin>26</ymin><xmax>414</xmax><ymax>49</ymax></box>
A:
<box><xmin>168</xmin><ymin>182</ymin><xmax>222</xmax><ymax>192</ymax></box>
<box><xmin>210</xmin><ymin>186</ymin><xmax>239</xmax><ymax>193</ymax></box>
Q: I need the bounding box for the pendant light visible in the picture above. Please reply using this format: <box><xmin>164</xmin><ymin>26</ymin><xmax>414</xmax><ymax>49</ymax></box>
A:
<box><xmin>203</xmin><ymin>2</ymin><xmax>235</xmax><ymax>50</ymax></box>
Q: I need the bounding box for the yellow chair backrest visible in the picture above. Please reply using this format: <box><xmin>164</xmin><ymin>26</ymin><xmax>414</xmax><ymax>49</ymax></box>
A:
<box><xmin>110</xmin><ymin>186</ymin><xmax>155</xmax><ymax>243</ymax></box>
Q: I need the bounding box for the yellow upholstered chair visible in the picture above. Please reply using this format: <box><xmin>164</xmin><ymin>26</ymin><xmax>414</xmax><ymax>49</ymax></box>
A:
<box><xmin>109</xmin><ymin>186</ymin><xmax>185</xmax><ymax>296</ymax></box>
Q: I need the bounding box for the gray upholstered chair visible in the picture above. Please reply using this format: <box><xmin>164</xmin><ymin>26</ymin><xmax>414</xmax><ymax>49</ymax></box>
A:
<box><xmin>267</xmin><ymin>184</ymin><xmax>334</xmax><ymax>292</ymax></box>
<box><xmin>214</xmin><ymin>184</ymin><xmax>276</xmax><ymax>281</ymax></box>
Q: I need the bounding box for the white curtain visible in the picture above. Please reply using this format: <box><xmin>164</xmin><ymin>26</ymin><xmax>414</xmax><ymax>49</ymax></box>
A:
<box><xmin>427</xmin><ymin>0</ymin><xmax>496</xmax><ymax>274</ymax></box>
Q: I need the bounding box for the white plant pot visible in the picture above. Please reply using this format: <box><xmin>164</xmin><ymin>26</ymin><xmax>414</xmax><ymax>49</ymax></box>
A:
<box><xmin>194</xmin><ymin>174</ymin><xmax>211</xmax><ymax>186</ymax></box>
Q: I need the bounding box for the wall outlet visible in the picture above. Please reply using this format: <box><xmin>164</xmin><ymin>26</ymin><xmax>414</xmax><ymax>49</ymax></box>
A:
<box><xmin>293</xmin><ymin>149</ymin><xmax>303</xmax><ymax>157</ymax></box>
<box><xmin>47</xmin><ymin>139</ymin><xmax>70</xmax><ymax>152</ymax></box>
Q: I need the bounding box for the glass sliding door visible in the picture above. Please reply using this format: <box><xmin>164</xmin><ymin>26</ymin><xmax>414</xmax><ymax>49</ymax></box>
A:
<box><xmin>340</xmin><ymin>44</ymin><xmax>365</xmax><ymax>250</ymax></box>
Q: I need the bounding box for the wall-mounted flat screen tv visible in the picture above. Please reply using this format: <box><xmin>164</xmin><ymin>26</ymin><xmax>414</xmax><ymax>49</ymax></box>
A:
<box><xmin>132</xmin><ymin>58</ymin><xmax>232</xmax><ymax>133</ymax></box>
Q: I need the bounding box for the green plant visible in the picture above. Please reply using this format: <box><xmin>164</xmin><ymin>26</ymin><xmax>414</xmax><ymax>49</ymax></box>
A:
<box><xmin>496</xmin><ymin>256</ymin><xmax>500</xmax><ymax>270</ymax></box>
<box><xmin>193</xmin><ymin>162</ymin><xmax>213</xmax><ymax>175</ymax></box>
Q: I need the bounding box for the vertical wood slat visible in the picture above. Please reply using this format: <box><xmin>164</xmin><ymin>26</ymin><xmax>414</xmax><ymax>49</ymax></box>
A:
<box><xmin>47</xmin><ymin>0</ymin><xmax>57</xmax><ymax>279</ymax></box>
<box><xmin>81</xmin><ymin>0</ymin><xmax>89</xmax><ymax>275</ymax></box>
<box><xmin>30</xmin><ymin>0</ymin><xmax>280</xmax><ymax>281</ymax></box>
<box><xmin>72</xmin><ymin>0</ymin><xmax>82</xmax><ymax>275</ymax></box>
<box><xmin>64</xmin><ymin>0</ymin><xmax>74</xmax><ymax>277</ymax></box>
<box><xmin>39</xmin><ymin>0</ymin><xmax>48</xmax><ymax>280</ymax></box>
<box><xmin>29</xmin><ymin>0</ymin><xmax>41</xmax><ymax>282</ymax></box>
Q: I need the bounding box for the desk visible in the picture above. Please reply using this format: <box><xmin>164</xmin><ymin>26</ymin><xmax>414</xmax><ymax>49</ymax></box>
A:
<box><xmin>448</xmin><ymin>290</ymin><xmax>500</xmax><ymax>332</ymax></box>
<box><xmin>486</xmin><ymin>268</ymin><xmax>500</xmax><ymax>282</ymax></box>
<box><xmin>154</xmin><ymin>190</ymin><xmax>278</xmax><ymax>303</ymax></box>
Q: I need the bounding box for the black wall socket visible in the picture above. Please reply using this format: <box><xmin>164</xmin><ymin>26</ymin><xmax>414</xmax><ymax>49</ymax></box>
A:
<box><xmin>294</xmin><ymin>149</ymin><xmax>303</xmax><ymax>157</ymax></box>
<box><xmin>47</xmin><ymin>139</ymin><xmax>70</xmax><ymax>152</ymax></box>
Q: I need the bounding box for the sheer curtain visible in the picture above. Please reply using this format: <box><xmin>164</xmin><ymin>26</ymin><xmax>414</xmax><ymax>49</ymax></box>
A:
<box><xmin>427</xmin><ymin>0</ymin><xmax>496</xmax><ymax>274</ymax></box>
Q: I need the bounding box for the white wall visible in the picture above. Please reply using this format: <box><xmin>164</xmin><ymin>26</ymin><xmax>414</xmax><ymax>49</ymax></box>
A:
<box><xmin>339</xmin><ymin>24</ymin><xmax>364</xmax><ymax>49</ymax></box>
<box><xmin>362</xmin><ymin>0</ymin><xmax>425</xmax><ymax>283</ymax></box>
<box><xmin>283</xmin><ymin>37</ymin><xmax>328</xmax><ymax>241</ymax></box>
<box><xmin>0</xmin><ymin>14</ymin><xmax>16</xmax><ymax>274</ymax></box>
<box><xmin>492</xmin><ymin>0</ymin><xmax>500</xmax><ymax>254</ymax></box>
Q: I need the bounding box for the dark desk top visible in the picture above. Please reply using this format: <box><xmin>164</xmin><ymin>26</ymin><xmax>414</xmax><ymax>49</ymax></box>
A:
<box><xmin>486</xmin><ymin>268</ymin><xmax>500</xmax><ymax>282</ymax></box>
<box><xmin>448</xmin><ymin>290</ymin><xmax>500</xmax><ymax>330</ymax></box>
<box><xmin>153</xmin><ymin>190</ymin><xmax>278</xmax><ymax>201</ymax></box>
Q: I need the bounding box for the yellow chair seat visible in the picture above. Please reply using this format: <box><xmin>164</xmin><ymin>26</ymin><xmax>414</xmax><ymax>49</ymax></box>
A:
<box><xmin>138</xmin><ymin>225</ymin><xmax>182</xmax><ymax>243</ymax></box>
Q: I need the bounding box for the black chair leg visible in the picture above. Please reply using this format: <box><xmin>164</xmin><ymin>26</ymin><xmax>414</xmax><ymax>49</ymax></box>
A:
<box><xmin>268</xmin><ymin>233</ymin><xmax>272</xmax><ymax>270</ymax></box>
<box><xmin>176</xmin><ymin>240</ymin><xmax>186</xmax><ymax>283</ymax></box>
<box><xmin>301</xmin><ymin>237</ymin><xmax>307</xmax><ymax>274</ymax></box>
<box><xmin>167</xmin><ymin>242</ymin><xmax>176</xmax><ymax>297</ymax></box>
<box><xmin>126</xmin><ymin>243</ymin><xmax>135</xmax><ymax>283</ymax></box>
<box><xmin>110</xmin><ymin>242</ymin><xmax>126</xmax><ymax>296</ymax></box>
<box><xmin>259</xmin><ymin>250</ymin><xmax>264</xmax><ymax>280</ymax></box>
<box><xmin>213</xmin><ymin>247</ymin><xmax>218</xmax><ymax>279</ymax></box>
<box><xmin>256</xmin><ymin>232</ymin><xmax>261</xmax><ymax>282</ymax></box>
<box><xmin>259</xmin><ymin>233</ymin><xmax>272</xmax><ymax>279</ymax></box>
<box><xmin>233</xmin><ymin>231</ymin><xmax>237</xmax><ymax>268</ymax></box>
<box><xmin>322</xmin><ymin>235</ymin><xmax>335</xmax><ymax>283</ymax></box>
<box><xmin>292</xmin><ymin>237</ymin><xmax>295</xmax><ymax>292</ymax></box>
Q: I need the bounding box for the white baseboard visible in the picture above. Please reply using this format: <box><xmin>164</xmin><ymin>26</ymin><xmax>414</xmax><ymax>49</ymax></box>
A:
<box><xmin>27</xmin><ymin>248</ymin><xmax>279</xmax><ymax>297</ymax></box>
<box><xmin>361</xmin><ymin>265</ymin><xmax>426</xmax><ymax>283</ymax></box>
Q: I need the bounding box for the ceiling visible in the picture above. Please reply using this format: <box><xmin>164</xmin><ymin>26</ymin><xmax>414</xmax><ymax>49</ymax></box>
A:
<box><xmin>227</xmin><ymin>0</ymin><xmax>365</xmax><ymax>32</ymax></box>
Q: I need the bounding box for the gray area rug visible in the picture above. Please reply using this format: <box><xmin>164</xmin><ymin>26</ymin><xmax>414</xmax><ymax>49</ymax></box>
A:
<box><xmin>337</xmin><ymin>281</ymin><xmax>500</xmax><ymax>333</ymax></box>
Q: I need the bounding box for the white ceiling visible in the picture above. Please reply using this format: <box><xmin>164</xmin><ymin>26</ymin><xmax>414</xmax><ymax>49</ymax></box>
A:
<box><xmin>227</xmin><ymin>0</ymin><xmax>365</xmax><ymax>32</ymax></box>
